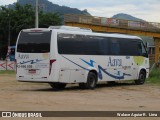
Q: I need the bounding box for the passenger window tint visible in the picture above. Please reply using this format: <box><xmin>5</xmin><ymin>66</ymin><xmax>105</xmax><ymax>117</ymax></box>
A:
<box><xmin>110</xmin><ymin>39</ymin><xmax>120</xmax><ymax>55</ymax></box>
<box><xmin>138</xmin><ymin>41</ymin><xmax>148</xmax><ymax>57</ymax></box>
<box><xmin>119</xmin><ymin>39</ymin><xmax>131</xmax><ymax>55</ymax></box>
<box><xmin>58</xmin><ymin>34</ymin><xmax>100</xmax><ymax>55</ymax></box>
<box><xmin>17</xmin><ymin>31</ymin><xmax>51</xmax><ymax>53</ymax></box>
<box><xmin>127</xmin><ymin>40</ymin><xmax>139</xmax><ymax>56</ymax></box>
<box><xmin>99</xmin><ymin>37</ymin><xmax>110</xmax><ymax>55</ymax></box>
<box><xmin>119</xmin><ymin>39</ymin><xmax>140</xmax><ymax>56</ymax></box>
<box><xmin>58</xmin><ymin>33</ymin><xmax>148</xmax><ymax>57</ymax></box>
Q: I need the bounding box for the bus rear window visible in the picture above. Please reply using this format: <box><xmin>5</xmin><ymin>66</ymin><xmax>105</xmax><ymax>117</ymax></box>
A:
<box><xmin>17</xmin><ymin>31</ymin><xmax>51</xmax><ymax>53</ymax></box>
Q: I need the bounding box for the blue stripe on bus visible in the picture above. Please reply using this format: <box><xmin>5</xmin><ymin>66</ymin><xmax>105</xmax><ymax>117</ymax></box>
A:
<box><xmin>62</xmin><ymin>56</ymin><xmax>131</xmax><ymax>80</ymax></box>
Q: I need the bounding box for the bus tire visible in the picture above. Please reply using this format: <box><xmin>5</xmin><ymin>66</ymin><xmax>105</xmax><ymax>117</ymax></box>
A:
<box><xmin>84</xmin><ymin>72</ymin><xmax>97</xmax><ymax>89</ymax></box>
<box><xmin>135</xmin><ymin>70</ymin><xmax>146</xmax><ymax>85</ymax></box>
<box><xmin>49</xmin><ymin>83</ymin><xmax>66</xmax><ymax>89</ymax></box>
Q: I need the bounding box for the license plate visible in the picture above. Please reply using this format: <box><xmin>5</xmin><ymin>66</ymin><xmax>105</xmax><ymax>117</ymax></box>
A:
<box><xmin>28</xmin><ymin>69</ymin><xmax>36</xmax><ymax>74</ymax></box>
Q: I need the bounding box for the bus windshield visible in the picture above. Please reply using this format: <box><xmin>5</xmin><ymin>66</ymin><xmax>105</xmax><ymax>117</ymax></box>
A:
<box><xmin>17</xmin><ymin>31</ymin><xmax>51</xmax><ymax>53</ymax></box>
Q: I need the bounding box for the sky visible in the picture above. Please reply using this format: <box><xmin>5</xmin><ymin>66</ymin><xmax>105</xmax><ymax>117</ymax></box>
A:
<box><xmin>0</xmin><ymin>0</ymin><xmax>160</xmax><ymax>22</ymax></box>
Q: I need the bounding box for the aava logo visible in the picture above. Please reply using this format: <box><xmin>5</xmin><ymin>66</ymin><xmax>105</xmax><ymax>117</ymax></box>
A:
<box><xmin>18</xmin><ymin>54</ymin><xmax>29</xmax><ymax>59</ymax></box>
<box><xmin>107</xmin><ymin>57</ymin><xmax>122</xmax><ymax>67</ymax></box>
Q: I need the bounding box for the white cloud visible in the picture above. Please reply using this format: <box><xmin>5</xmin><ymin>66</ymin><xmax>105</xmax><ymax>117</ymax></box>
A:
<box><xmin>49</xmin><ymin>0</ymin><xmax>160</xmax><ymax>22</ymax></box>
<box><xmin>86</xmin><ymin>4</ymin><xmax>138</xmax><ymax>17</ymax></box>
<box><xmin>0</xmin><ymin>0</ymin><xmax>16</xmax><ymax>6</ymax></box>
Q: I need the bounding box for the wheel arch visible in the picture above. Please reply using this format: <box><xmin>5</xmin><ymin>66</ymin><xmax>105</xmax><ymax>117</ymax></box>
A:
<box><xmin>89</xmin><ymin>70</ymin><xmax>98</xmax><ymax>82</ymax></box>
<box><xmin>135</xmin><ymin>68</ymin><xmax>147</xmax><ymax>85</ymax></box>
<box><xmin>84</xmin><ymin>67</ymin><xmax>98</xmax><ymax>83</ymax></box>
<box><xmin>139</xmin><ymin>68</ymin><xmax>147</xmax><ymax>77</ymax></box>
<box><xmin>137</xmin><ymin>67</ymin><xmax>147</xmax><ymax>79</ymax></box>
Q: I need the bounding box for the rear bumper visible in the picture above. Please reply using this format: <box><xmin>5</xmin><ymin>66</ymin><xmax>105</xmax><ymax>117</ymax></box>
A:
<box><xmin>16</xmin><ymin>69</ymin><xmax>60</xmax><ymax>82</ymax></box>
<box><xmin>17</xmin><ymin>77</ymin><xmax>51</xmax><ymax>82</ymax></box>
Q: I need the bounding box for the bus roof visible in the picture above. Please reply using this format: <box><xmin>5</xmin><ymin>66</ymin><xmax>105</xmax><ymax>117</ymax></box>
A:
<box><xmin>54</xmin><ymin>29</ymin><xmax>141</xmax><ymax>40</ymax></box>
<box><xmin>21</xmin><ymin>26</ymin><xmax>141</xmax><ymax>40</ymax></box>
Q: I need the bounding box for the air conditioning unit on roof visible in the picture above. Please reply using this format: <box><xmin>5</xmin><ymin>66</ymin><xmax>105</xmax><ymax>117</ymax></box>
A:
<box><xmin>48</xmin><ymin>25</ymin><xmax>92</xmax><ymax>32</ymax></box>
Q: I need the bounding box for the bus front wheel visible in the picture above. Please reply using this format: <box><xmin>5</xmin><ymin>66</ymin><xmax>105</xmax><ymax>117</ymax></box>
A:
<box><xmin>135</xmin><ymin>70</ymin><xmax>146</xmax><ymax>85</ymax></box>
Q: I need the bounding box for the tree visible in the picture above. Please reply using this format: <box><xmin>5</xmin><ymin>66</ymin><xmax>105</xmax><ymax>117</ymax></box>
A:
<box><xmin>39</xmin><ymin>12</ymin><xmax>62</xmax><ymax>27</ymax></box>
<box><xmin>0</xmin><ymin>3</ymin><xmax>62</xmax><ymax>59</ymax></box>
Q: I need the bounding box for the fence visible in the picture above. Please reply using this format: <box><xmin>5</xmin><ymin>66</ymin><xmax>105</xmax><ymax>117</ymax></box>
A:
<box><xmin>65</xmin><ymin>14</ymin><xmax>160</xmax><ymax>33</ymax></box>
<box><xmin>0</xmin><ymin>61</ymin><xmax>15</xmax><ymax>71</ymax></box>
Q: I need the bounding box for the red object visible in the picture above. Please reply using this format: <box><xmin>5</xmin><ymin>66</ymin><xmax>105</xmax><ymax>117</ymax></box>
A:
<box><xmin>30</xmin><ymin>30</ymin><xmax>42</xmax><ymax>32</ymax></box>
<box><xmin>0</xmin><ymin>62</ymin><xmax>6</xmax><ymax>68</ymax></box>
<box><xmin>49</xmin><ymin>59</ymin><xmax>56</xmax><ymax>75</ymax></box>
<box><xmin>15</xmin><ymin>59</ymin><xmax>17</xmax><ymax>73</ymax></box>
<box><xmin>28</xmin><ymin>69</ymin><xmax>36</xmax><ymax>74</ymax></box>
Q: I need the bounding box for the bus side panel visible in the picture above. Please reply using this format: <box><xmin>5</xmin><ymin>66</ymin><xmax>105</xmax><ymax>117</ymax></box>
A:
<box><xmin>135</xmin><ymin>57</ymin><xmax>150</xmax><ymax>79</ymax></box>
<box><xmin>48</xmin><ymin>31</ymin><xmax>60</xmax><ymax>82</ymax></box>
<box><xmin>106</xmin><ymin>56</ymin><xmax>135</xmax><ymax>81</ymax></box>
<box><xmin>57</xmin><ymin>55</ymin><xmax>86</xmax><ymax>83</ymax></box>
<box><xmin>57</xmin><ymin>54</ymin><xmax>71</xmax><ymax>83</ymax></box>
<box><xmin>56</xmin><ymin>55</ymin><xmax>138</xmax><ymax>83</ymax></box>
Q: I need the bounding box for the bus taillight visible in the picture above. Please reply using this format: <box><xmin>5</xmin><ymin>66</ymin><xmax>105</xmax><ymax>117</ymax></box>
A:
<box><xmin>49</xmin><ymin>59</ymin><xmax>56</xmax><ymax>75</ymax></box>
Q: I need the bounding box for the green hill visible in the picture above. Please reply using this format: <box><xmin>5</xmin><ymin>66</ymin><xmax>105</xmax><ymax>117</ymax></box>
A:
<box><xmin>8</xmin><ymin>0</ymin><xmax>90</xmax><ymax>15</ymax></box>
<box><xmin>112</xmin><ymin>13</ymin><xmax>144</xmax><ymax>21</ymax></box>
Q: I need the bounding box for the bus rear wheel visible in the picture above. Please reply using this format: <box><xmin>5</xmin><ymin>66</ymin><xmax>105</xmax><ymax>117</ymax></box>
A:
<box><xmin>49</xmin><ymin>83</ymin><xmax>66</xmax><ymax>89</ymax></box>
<box><xmin>135</xmin><ymin>70</ymin><xmax>146</xmax><ymax>85</ymax></box>
<box><xmin>79</xmin><ymin>72</ymin><xmax>97</xmax><ymax>89</ymax></box>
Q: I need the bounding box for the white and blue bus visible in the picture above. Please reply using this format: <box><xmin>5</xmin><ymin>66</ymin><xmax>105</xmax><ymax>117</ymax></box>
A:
<box><xmin>15</xmin><ymin>26</ymin><xmax>149</xmax><ymax>89</ymax></box>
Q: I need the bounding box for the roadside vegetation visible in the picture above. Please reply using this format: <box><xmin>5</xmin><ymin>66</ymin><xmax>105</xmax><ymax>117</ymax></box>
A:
<box><xmin>0</xmin><ymin>70</ymin><xmax>15</xmax><ymax>74</ymax></box>
<box><xmin>0</xmin><ymin>4</ymin><xmax>62</xmax><ymax>59</ymax></box>
<box><xmin>146</xmin><ymin>68</ymin><xmax>160</xmax><ymax>85</ymax></box>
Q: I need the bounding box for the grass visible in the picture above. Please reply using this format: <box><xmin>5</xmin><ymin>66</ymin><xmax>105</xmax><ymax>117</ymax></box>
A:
<box><xmin>0</xmin><ymin>70</ymin><xmax>16</xmax><ymax>75</ymax></box>
<box><xmin>146</xmin><ymin>68</ymin><xmax>160</xmax><ymax>85</ymax></box>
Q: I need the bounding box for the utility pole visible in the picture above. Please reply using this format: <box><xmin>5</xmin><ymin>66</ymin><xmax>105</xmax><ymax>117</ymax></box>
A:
<box><xmin>6</xmin><ymin>13</ymin><xmax>11</xmax><ymax>60</ymax></box>
<box><xmin>8</xmin><ymin>14</ymin><xmax>11</xmax><ymax>46</ymax></box>
<box><xmin>35</xmin><ymin>0</ymin><xmax>39</xmax><ymax>28</ymax></box>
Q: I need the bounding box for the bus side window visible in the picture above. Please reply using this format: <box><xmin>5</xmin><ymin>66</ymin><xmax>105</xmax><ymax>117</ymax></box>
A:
<box><xmin>138</xmin><ymin>41</ymin><xmax>148</xmax><ymax>57</ymax></box>
<box><xmin>99</xmin><ymin>37</ymin><xmax>110</xmax><ymax>55</ymax></box>
<box><xmin>110</xmin><ymin>38</ymin><xmax>120</xmax><ymax>55</ymax></box>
